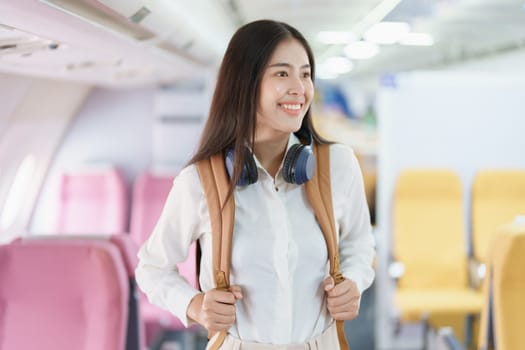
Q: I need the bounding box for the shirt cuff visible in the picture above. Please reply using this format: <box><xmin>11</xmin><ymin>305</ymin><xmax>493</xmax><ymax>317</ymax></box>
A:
<box><xmin>165</xmin><ymin>283</ymin><xmax>201</xmax><ymax>328</ymax></box>
<box><xmin>342</xmin><ymin>266</ymin><xmax>375</xmax><ymax>295</ymax></box>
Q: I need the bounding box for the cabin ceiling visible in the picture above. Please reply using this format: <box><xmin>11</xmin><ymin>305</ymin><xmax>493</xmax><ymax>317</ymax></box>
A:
<box><xmin>0</xmin><ymin>0</ymin><xmax>524</xmax><ymax>86</ymax></box>
<box><xmin>235</xmin><ymin>0</ymin><xmax>525</xmax><ymax>77</ymax></box>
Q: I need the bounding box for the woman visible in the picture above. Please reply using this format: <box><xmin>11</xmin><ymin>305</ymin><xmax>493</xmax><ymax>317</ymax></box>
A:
<box><xmin>136</xmin><ymin>19</ymin><xmax>375</xmax><ymax>349</ymax></box>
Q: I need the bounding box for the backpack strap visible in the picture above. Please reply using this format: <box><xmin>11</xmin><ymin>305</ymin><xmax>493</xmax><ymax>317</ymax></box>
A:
<box><xmin>196</xmin><ymin>144</ymin><xmax>349</xmax><ymax>350</ymax></box>
<box><xmin>305</xmin><ymin>143</ymin><xmax>350</xmax><ymax>350</ymax></box>
<box><xmin>196</xmin><ymin>153</ymin><xmax>235</xmax><ymax>349</ymax></box>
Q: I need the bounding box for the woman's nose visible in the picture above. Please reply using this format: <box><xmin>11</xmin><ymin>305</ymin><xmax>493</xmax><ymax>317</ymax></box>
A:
<box><xmin>287</xmin><ymin>75</ymin><xmax>305</xmax><ymax>95</ymax></box>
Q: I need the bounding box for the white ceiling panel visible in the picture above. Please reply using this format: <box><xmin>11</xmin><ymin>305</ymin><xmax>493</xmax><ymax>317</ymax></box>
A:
<box><xmin>1</xmin><ymin>0</ymin><xmax>524</xmax><ymax>84</ymax></box>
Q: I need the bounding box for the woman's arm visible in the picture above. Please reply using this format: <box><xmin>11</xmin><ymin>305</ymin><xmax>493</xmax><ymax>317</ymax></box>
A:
<box><xmin>332</xmin><ymin>144</ymin><xmax>376</xmax><ymax>294</ymax></box>
<box><xmin>323</xmin><ymin>144</ymin><xmax>375</xmax><ymax>320</ymax></box>
<box><xmin>135</xmin><ymin>165</ymin><xmax>204</xmax><ymax>327</ymax></box>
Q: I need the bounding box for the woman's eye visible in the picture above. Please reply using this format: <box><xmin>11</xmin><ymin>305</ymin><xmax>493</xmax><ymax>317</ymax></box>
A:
<box><xmin>276</xmin><ymin>71</ymin><xmax>288</xmax><ymax>77</ymax></box>
<box><xmin>303</xmin><ymin>72</ymin><xmax>311</xmax><ymax>78</ymax></box>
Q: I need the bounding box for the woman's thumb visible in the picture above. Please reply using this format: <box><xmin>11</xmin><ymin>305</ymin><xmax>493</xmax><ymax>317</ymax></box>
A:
<box><xmin>324</xmin><ymin>276</ymin><xmax>335</xmax><ymax>291</ymax></box>
<box><xmin>230</xmin><ymin>285</ymin><xmax>243</xmax><ymax>300</ymax></box>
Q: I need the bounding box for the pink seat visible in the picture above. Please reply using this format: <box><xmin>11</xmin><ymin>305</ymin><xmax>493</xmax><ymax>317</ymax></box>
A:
<box><xmin>130</xmin><ymin>173</ymin><xmax>174</xmax><ymax>247</ymax></box>
<box><xmin>130</xmin><ymin>172</ymin><xmax>198</xmax><ymax>345</ymax></box>
<box><xmin>56</xmin><ymin>167</ymin><xmax>128</xmax><ymax>234</ymax></box>
<box><xmin>0</xmin><ymin>235</ymin><xmax>139</xmax><ymax>350</ymax></box>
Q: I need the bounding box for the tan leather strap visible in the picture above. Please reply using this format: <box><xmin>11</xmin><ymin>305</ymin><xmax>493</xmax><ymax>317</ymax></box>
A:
<box><xmin>336</xmin><ymin>321</ymin><xmax>349</xmax><ymax>350</ymax></box>
<box><xmin>209</xmin><ymin>153</ymin><xmax>235</xmax><ymax>288</ymax></box>
<box><xmin>198</xmin><ymin>145</ymin><xmax>349</xmax><ymax>350</ymax></box>
<box><xmin>207</xmin><ymin>332</ymin><xmax>228</xmax><ymax>350</ymax></box>
<box><xmin>305</xmin><ymin>143</ymin><xmax>349</xmax><ymax>350</ymax></box>
<box><xmin>196</xmin><ymin>154</ymin><xmax>235</xmax><ymax>348</ymax></box>
<box><xmin>305</xmin><ymin>144</ymin><xmax>340</xmax><ymax>279</ymax></box>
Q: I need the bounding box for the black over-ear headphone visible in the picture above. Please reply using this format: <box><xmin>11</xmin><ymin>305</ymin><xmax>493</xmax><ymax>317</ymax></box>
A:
<box><xmin>225</xmin><ymin>128</ymin><xmax>315</xmax><ymax>186</ymax></box>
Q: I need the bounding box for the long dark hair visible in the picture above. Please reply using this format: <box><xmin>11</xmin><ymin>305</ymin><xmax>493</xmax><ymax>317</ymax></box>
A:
<box><xmin>188</xmin><ymin>19</ymin><xmax>329</xmax><ymax>199</ymax></box>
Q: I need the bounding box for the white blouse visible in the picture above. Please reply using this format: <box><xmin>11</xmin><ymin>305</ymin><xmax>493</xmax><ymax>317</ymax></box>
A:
<box><xmin>135</xmin><ymin>134</ymin><xmax>375</xmax><ymax>344</ymax></box>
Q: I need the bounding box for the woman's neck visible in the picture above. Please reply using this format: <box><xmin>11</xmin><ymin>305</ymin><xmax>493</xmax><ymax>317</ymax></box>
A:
<box><xmin>253</xmin><ymin>134</ymin><xmax>289</xmax><ymax>178</ymax></box>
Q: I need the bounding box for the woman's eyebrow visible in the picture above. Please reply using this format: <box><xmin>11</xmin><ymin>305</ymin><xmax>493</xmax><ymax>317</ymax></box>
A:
<box><xmin>267</xmin><ymin>63</ymin><xmax>311</xmax><ymax>69</ymax></box>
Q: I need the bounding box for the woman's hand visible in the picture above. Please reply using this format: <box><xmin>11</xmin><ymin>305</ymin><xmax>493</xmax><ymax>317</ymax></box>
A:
<box><xmin>323</xmin><ymin>276</ymin><xmax>360</xmax><ymax>321</ymax></box>
<box><xmin>187</xmin><ymin>286</ymin><xmax>243</xmax><ymax>333</ymax></box>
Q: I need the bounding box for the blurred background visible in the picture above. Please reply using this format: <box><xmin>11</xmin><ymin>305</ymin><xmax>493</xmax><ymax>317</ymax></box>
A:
<box><xmin>1</xmin><ymin>1</ymin><xmax>525</xmax><ymax>350</ymax></box>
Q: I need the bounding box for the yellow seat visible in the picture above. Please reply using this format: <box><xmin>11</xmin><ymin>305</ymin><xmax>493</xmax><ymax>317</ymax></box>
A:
<box><xmin>478</xmin><ymin>223</ymin><xmax>525</xmax><ymax>350</ymax></box>
<box><xmin>471</xmin><ymin>170</ymin><xmax>525</xmax><ymax>264</ymax></box>
<box><xmin>354</xmin><ymin>151</ymin><xmax>377</xmax><ymax>225</ymax></box>
<box><xmin>392</xmin><ymin>170</ymin><xmax>483</xmax><ymax>342</ymax></box>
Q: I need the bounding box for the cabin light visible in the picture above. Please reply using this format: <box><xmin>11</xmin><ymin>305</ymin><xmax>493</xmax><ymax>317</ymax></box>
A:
<box><xmin>316</xmin><ymin>70</ymin><xmax>339</xmax><ymax>80</ymax></box>
<box><xmin>319</xmin><ymin>57</ymin><xmax>354</xmax><ymax>75</ymax></box>
<box><xmin>316</xmin><ymin>63</ymin><xmax>339</xmax><ymax>79</ymax></box>
<box><xmin>364</xmin><ymin>21</ymin><xmax>411</xmax><ymax>45</ymax></box>
<box><xmin>317</xmin><ymin>31</ymin><xmax>355</xmax><ymax>44</ymax></box>
<box><xmin>343</xmin><ymin>41</ymin><xmax>379</xmax><ymax>60</ymax></box>
<box><xmin>399</xmin><ymin>32</ymin><xmax>434</xmax><ymax>46</ymax></box>
<box><xmin>0</xmin><ymin>154</ymin><xmax>36</xmax><ymax>230</ymax></box>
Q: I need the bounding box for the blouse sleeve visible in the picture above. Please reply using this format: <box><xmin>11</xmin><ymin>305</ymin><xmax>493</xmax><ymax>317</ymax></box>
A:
<box><xmin>330</xmin><ymin>144</ymin><xmax>376</xmax><ymax>294</ymax></box>
<box><xmin>135</xmin><ymin>165</ymin><xmax>204</xmax><ymax>327</ymax></box>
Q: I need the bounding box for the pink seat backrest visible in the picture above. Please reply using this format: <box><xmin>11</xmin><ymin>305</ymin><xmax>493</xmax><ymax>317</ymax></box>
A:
<box><xmin>131</xmin><ymin>173</ymin><xmax>198</xmax><ymax>288</ymax></box>
<box><xmin>130</xmin><ymin>173</ymin><xmax>173</xmax><ymax>246</ymax></box>
<box><xmin>0</xmin><ymin>238</ymin><xmax>129</xmax><ymax>350</ymax></box>
<box><xmin>56</xmin><ymin>168</ymin><xmax>128</xmax><ymax>234</ymax></box>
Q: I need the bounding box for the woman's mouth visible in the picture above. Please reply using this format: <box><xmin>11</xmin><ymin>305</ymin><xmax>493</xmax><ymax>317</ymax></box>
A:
<box><xmin>278</xmin><ymin>103</ymin><xmax>303</xmax><ymax>115</ymax></box>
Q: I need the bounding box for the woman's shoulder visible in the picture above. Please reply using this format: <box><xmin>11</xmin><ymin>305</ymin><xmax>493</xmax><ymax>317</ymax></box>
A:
<box><xmin>176</xmin><ymin>163</ymin><xmax>198</xmax><ymax>178</ymax></box>
<box><xmin>172</xmin><ymin>164</ymin><xmax>203</xmax><ymax>193</ymax></box>
<box><xmin>326</xmin><ymin>142</ymin><xmax>357</xmax><ymax>167</ymax></box>
<box><xmin>323</xmin><ymin>143</ymin><xmax>360</xmax><ymax>185</ymax></box>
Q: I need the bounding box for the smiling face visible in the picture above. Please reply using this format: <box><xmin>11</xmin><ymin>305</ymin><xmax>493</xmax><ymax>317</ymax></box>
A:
<box><xmin>255</xmin><ymin>38</ymin><xmax>314</xmax><ymax>142</ymax></box>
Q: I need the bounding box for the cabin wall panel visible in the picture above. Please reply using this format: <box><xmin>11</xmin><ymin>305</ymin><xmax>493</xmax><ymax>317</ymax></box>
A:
<box><xmin>30</xmin><ymin>87</ymin><xmax>154</xmax><ymax>233</ymax></box>
<box><xmin>375</xmin><ymin>70</ymin><xmax>525</xmax><ymax>349</ymax></box>
<box><xmin>0</xmin><ymin>77</ymin><xmax>89</xmax><ymax>242</ymax></box>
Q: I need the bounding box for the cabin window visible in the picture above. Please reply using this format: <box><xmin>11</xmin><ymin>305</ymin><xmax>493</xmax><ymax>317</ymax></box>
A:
<box><xmin>0</xmin><ymin>154</ymin><xmax>36</xmax><ymax>230</ymax></box>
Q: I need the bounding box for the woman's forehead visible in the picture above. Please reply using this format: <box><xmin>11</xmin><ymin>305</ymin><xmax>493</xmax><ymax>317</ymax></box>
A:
<box><xmin>267</xmin><ymin>38</ymin><xmax>310</xmax><ymax>67</ymax></box>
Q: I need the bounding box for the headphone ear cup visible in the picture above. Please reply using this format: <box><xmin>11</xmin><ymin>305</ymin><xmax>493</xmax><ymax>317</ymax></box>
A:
<box><xmin>282</xmin><ymin>144</ymin><xmax>315</xmax><ymax>184</ymax></box>
<box><xmin>225</xmin><ymin>148</ymin><xmax>235</xmax><ymax>179</ymax></box>
<box><xmin>225</xmin><ymin>148</ymin><xmax>258</xmax><ymax>186</ymax></box>
<box><xmin>294</xmin><ymin>146</ymin><xmax>315</xmax><ymax>184</ymax></box>
<box><xmin>283</xmin><ymin>144</ymin><xmax>302</xmax><ymax>184</ymax></box>
<box><xmin>241</xmin><ymin>149</ymin><xmax>258</xmax><ymax>185</ymax></box>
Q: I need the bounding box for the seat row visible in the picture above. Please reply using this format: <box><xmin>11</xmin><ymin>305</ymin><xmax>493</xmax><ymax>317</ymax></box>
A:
<box><xmin>391</xmin><ymin>169</ymin><xmax>525</xmax><ymax>349</ymax></box>
<box><xmin>0</xmin><ymin>234</ymin><xmax>141</xmax><ymax>350</ymax></box>
<box><xmin>1</xmin><ymin>167</ymin><xmax>199</xmax><ymax>350</ymax></box>
<box><xmin>439</xmin><ymin>222</ymin><xmax>525</xmax><ymax>350</ymax></box>
<box><xmin>56</xmin><ymin>168</ymin><xmax>199</xmax><ymax>347</ymax></box>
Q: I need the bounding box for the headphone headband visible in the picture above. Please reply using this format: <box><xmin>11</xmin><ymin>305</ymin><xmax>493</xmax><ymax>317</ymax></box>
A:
<box><xmin>225</xmin><ymin>128</ymin><xmax>315</xmax><ymax>186</ymax></box>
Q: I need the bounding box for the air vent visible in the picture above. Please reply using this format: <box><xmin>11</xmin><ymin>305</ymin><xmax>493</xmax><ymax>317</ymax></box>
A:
<box><xmin>0</xmin><ymin>25</ymin><xmax>58</xmax><ymax>57</ymax></box>
<box><xmin>40</xmin><ymin>0</ymin><xmax>155</xmax><ymax>40</ymax></box>
<box><xmin>39</xmin><ymin>0</ymin><xmax>232</xmax><ymax>66</ymax></box>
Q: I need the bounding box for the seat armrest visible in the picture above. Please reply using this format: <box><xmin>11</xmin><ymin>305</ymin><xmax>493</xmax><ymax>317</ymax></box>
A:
<box><xmin>468</xmin><ymin>257</ymin><xmax>486</xmax><ymax>289</ymax></box>
<box><xmin>388</xmin><ymin>260</ymin><xmax>405</xmax><ymax>281</ymax></box>
<box><xmin>438</xmin><ymin>327</ymin><xmax>466</xmax><ymax>350</ymax></box>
